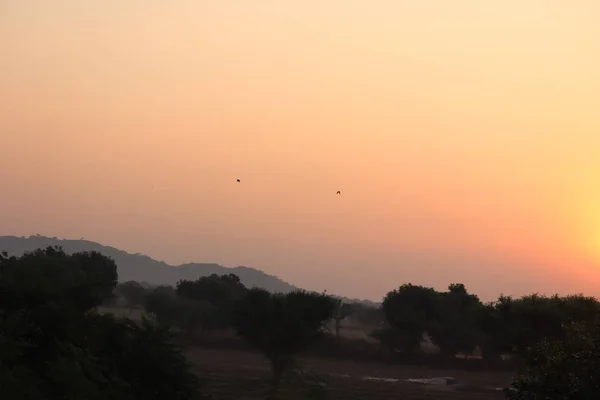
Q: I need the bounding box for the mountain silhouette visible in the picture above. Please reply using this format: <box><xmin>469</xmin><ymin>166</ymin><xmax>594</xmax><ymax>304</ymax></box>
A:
<box><xmin>0</xmin><ymin>235</ymin><xmax>378</xmax><ymax>306</ymax></box>
<box><xmin>0</xmin><ymin>235</ymin><xmax>298</xmax><ymax>293</ymax></box>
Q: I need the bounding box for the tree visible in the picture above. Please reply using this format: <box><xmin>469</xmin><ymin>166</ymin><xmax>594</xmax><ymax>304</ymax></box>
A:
<box><xmin>145</xmin><ymin>286</ymin><xmax>216</xmax><ymax>340</ymax></box>
<box><xmin>370</xmin><ymin>326</ymin><xmax>403</xmax><ymax>355</ymax></box>
<box><xmin>86</xmin><ymin>314</ymin><xmax>205</xmax><ymax>400</ymax></box>
<box><xmin>0</xmin><ymin>246</ymin><xmax>117</xmax><ymax>312</ymax></box>
<box><xmin>145</xmin><ymin>286</ymin><xmax>183</xmax><ymax>327</ymax></box>
<box><xmin>380</xmin><ymin>284</ymin><xmax>438</xmax><ymax>353</ymax></box>
<box><xmin>506</xmin><ymin>320</ymin><xmax>600</xmax><ymax>399</ymax></box>
<box><xmin>351</xmin><ymin>303</ymin><xmax>384</xmax><ymax>327</ymax></box>
<box><xmin>0</xmin><ymin>247</ymin><xmax>205</xmax><ymax>400</ymax></box>
<box><xmin>332</xmin><ymin>300</ymin><xmax>355</xmax><ymax>340</ymax></box>
<box><xmin>177</xmin><ymin>273</ymin><xmax>247</xmax><ymax>329</ymax></box>
<box><xmin>71</xmin><ymin>250</ymin><xmax>118</xmax><ymax>305</ymax></box>
<box><xmin>473</xmin><ymin>293</ymin><xmax>600</xmax><ymax>361</ymax></box>
<box><xmin>117</xmin><ymin>281</ymin><xmax>148</xmax><ymax>308</ymax></box>
<box><xmin>231</xmin><ymin>288</ymin><xmax>336</xmax><ymax>395</ymax></box>
<box><xmin>427</xmin><ymin>283</ymin><xmax>482</xmax><ymax>357</ymax></box>
<box><xmin>487</xmin><ymin>294</ymin><xmax>593</xmax><ymax>360</ymax></box>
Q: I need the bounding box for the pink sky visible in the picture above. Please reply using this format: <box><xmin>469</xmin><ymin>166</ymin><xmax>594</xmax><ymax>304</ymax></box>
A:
<box><xmin>2</xmin><ymin>1</ymin><xmax>600</xmax><ymax>301</ymax></box>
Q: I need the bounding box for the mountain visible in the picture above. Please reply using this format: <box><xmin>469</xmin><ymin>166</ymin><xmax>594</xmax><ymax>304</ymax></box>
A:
<box><xmin>0</xmin><ymin>235</ymin><xmax>298</xmax><ymax>294</ymax></box>
<box><xmin>0</xmin><ymin>235</ymin><xmax>379</xmax><ymax>306</ymax></box>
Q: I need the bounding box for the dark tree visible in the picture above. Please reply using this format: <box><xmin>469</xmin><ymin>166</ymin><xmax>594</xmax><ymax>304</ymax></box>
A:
<box><xmin>0</xmin><ymin>246</ymin><xmax>117</xmax><ymax>312</ymax></box>
<box><xmin>71</xmin><ymin>250</ymin><xmax>118</xmax><ymax>305</ymax></box>
<box><xmin>177</xmin><ymin>273</ymin><xmax>247</xmax><ymax>329</ymax></box>
<box><xmin>0</xmin><ymin>247</ymin><xmax>205</xmax><ymax>400</ymax></box>
<box><xmin>428</xmin><ymin>283</ymin><xmax>482</xmax><ymax>357</ymax></box>
<box><xmin>145</xmin><ymin>285</ymin><xmax>216</xmax><ymax>339</ymax></box>
<box><xmin>117</xmin><ymin>281</ymin><xmax>148</xmax><ymax>308</ymax></box>
<box><xmin>352</xmin><ymin>303</ymin><xmax>384</xmax><ymax>327</ymax></box>
<box><xmin>332</xmin><ymin>300</ymin><xmax>355</xmax><ymax>340</ymax></box>
<box><xmin>506</xmin><ymin>320</ymin><xmax>600</xmax><ymax>399</ymax></box>
<box><xmin>380</xmin><ymin>284</ymin><xmax>438</xmax><ymax>353</ymax></box>
<box><xmin>145</xmin><ymin>286</ymin><xmax>182</xmax><ymax>327</ymax></box>
<box><xmin>232</xmin><ymin>288</ymin><xmax>336</xmax><ymax>394</ymax></box>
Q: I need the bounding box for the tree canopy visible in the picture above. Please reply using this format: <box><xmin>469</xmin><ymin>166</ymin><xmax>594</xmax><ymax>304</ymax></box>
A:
<box><xmin>374</xmin><ymin>282</ymin><xmax>600</xmax><ymax>362</ymax></box>
<box><xmin>0</xmin><ymin>247</ymin><xmax>204</xmax><ymax>400</ymax></box>
<box><xmin>506</xmin><ymin>320</ymin><xmax>600</xmax><ymax>399</ymax></box>
<box><xmin>231</xmin><ymin>288</ymin><xmax>337</xmax><ymax>392</ymax></box>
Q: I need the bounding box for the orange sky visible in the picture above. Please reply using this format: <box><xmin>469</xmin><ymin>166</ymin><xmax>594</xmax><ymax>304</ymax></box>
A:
<box><xmin>2</xmin><ymin>1</ymin><xmax>600</xmax><ymax>301</ymax></box>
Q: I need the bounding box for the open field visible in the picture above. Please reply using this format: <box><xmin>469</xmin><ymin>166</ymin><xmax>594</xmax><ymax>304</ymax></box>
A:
<box><xmin>188</xmin><ymin>347</ymin><xmax>512</xmax><ymax>400</ymax></box>
<box><xmin>97</xmin><ymin>306</ymin><xmax>151</xmax><ymax>321</ymax></box>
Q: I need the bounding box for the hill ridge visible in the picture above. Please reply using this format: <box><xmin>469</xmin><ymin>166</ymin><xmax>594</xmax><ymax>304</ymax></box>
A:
<box><xmin>0</xmin><ymin>235</ymin><xmax>377</xmax><ymax>306</ymax></box>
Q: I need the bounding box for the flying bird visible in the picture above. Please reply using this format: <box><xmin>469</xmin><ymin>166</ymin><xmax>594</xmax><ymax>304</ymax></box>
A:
<box><xmin>236</xmin><ymin>179</ymin><xmax>241</xmax><ymax>183</ymax></box>
<box><xmin>336</xmin><ymin>191</ymin><xmax>341</xmax><ymax>195</ymax></box>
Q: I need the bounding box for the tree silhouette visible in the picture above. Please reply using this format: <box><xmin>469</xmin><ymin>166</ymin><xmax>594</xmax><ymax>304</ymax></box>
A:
<box><xmin>0</xmin><ymin>247</ymin><xmax>205</xmax><ymax>400</ymax></box>
<box><xmin>177</xmin><ymin>273</ymin><xmax>247</xmax><ymax>329</ymax></box>
<box><xmin>332</xmin><ymin>300</ymin><xmax>355</xmax><ymax>340</ymax></box>
<box><xmin>428</xmin><ymin>283</ymin><xmax>482</xmax><ymax>357</ymax></box>
<box><xmin>380</xmin><ymin>284</ymin><xmax>438</xmax><ymax>353</ymax></box>
<box><xmin>232</xmin><ymin>288</ymin><xmax>336</xmax><ymax>395</ymax></box>
<box><xmin>117</xmin><ymin>280</ymin><xmax>148</xmax><ymax>308</ymax></box>
<box><xmin>506</xmin><ymin>320</ymin><xmax>600</xmax><ymax>399</ymax></box>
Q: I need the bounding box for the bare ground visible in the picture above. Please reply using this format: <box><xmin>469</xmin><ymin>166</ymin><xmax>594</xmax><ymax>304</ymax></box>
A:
<box><xmin>188</xmin><ymin>347</ymin><xmax>512</xmax><ymax>400</ymax></box>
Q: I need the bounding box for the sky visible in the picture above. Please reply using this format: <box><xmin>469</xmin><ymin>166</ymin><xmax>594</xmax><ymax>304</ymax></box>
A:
<box><xmin>1</xmin><ymin>1</ymin><xmax>600</xmax><ymax>301</ymax></box>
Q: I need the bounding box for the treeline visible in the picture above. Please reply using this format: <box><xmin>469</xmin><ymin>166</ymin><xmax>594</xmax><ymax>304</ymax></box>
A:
<box><xmin>113</xmin><ymin>275</ymin><xmax>383</xmax><ymax>340</ymax></box>
<box><xmin>379</xmin><ymin>283</ymin><xmax>600</xmax><ymax>361</ymax></box>
<box><xmin>1</xmin><ymin>248</ymin><xmax>342</xmax><ymax>398</ymax></box>
<box><xmin>115</xmin><ymin>277</ymin><xmax>600</xmax><ymax>362</ymax></box>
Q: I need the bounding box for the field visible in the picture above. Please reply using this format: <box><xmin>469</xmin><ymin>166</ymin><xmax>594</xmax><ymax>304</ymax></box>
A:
<box><xmin>97</xmin><ymin>306</ymin><xmax>150</xmax><ymax>321</ymax></box>
<box><xmin>98</xmin><ymin>307</ymin><xmax>513</xmax><ymax>398</ymax></box>
<box><xmin>188</xmin><ymin>347</ymin><xmax>512</xmax><ymax>400</ymax></box>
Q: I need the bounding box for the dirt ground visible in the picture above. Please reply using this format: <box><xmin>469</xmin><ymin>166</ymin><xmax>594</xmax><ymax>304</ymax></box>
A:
<box><xmin>188</xmin><ymin>347</ymin><xmax>512</xmax><ymax>400</ymax></box>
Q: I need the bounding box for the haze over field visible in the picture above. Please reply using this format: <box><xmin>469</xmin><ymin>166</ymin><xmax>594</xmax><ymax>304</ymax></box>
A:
<box><xmin>2</xmin><ymin>1</ymin><xmax>600</xmax><ymax>301</ymax></box>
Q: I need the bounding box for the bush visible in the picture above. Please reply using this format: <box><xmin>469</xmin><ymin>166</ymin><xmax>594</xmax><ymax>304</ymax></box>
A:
<box><xmin>506</xmin><ymin>320</ymin><xmax>600</xmax><ymax>399</ymax></box>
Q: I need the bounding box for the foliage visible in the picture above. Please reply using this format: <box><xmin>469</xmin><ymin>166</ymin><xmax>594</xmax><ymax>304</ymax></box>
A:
<box><xmin>0</xmin><ymin>247</ymin><xmax>205</xmax><ymax>400</ymax></box>
<box><xmin>350</xmin><ymin>303</ymin><xmax>384</xmax><ymax>327</ymax></box>
<box><xmin>375</xmin><ymin>281</ymin><xmax>600</xmax><ymax>363</ymax></box>
<box><xmin>1</xmin><ymin>246</ymin><xmax>117</xmax><ymax>312</ymax></box>
<box><xmin>381</xmin><ymin>284</ymin><xmax>439</xmax><ymax>353</ymax></box>
<box><xmin>506</xmin><ymin>320</ymin><xmax>600</xmax><ymax>399</ymax></box>
<box><xmin>145</xmin><ymin>285</ymin><xmax>182</xmax><ymax>326</ymax></box>
<box><xmin>427</xmin><ymin>283</ymin><xmax>482</xmax><ymax>357</ymax></box>
<box><xmin>117</xmin><ymin>280</ymin><xmax>148</xmax><ymax>307</ymax></box>
<box><xmin>176</xmin><ymin>273</ymin><xmax>247</xmax><ymax>329</ymax></box>
<box><xmin>231</xmin><ymin>288</ymin><xmax>337</xmax><ymax>392</ymax></box>
<box><xmin>86</xmin><ymin>314</ymin><xmax>205</xmax><ymax>400</ymax></box>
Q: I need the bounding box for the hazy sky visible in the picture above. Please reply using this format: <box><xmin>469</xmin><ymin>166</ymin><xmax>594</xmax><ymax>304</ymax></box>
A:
<box><xmin>2</xmin><ymin>1</ymin><xmax>600</xmax><ymax>301</ymax></box>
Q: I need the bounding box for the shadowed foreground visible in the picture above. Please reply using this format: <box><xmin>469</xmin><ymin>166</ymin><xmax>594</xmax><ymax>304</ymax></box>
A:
<box><xmin>188</xmin><ymin>347</ymin><xmax>510</xmax><ymax>399</ymax></box>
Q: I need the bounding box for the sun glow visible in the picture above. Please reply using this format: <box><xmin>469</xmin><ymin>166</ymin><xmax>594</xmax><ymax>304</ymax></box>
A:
<box><xmin>567</xmin><ymin>195</ymin><xmax>600</xmax><ymax>265</ymax></box>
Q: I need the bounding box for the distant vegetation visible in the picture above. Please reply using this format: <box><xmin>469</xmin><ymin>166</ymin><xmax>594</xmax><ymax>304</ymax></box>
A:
<box><xmin>116</xmin><ymin>273</ymin><xmax>600</xmax><ymax>397</ymax></box>
<box><xmin>4</xmin><ymin>243</ymin><xmax>600</xmax><ymax>398</ymax></box>
<box><xmin>116</xmin><ymin>276</ymin><xmax>600</xmax><ymax>361</ymax></box>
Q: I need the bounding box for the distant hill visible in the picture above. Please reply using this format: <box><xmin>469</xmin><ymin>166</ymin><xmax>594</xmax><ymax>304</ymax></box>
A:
<box><xmin>0</xmin><ymin>235</ymin><xmax>378</xmax><ymax>306</ymax></box>
<box><xmin>0</xmin><ymin>235</ymin><xmax>297</xmax><ymax>293</ymax></box>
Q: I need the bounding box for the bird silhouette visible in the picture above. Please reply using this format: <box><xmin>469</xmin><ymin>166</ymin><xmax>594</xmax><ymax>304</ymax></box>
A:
<box><xmin>236</xmin><ymin>179</ymin><xmax>241</xmax><ymax>183</ymax></box>
<box><xmin>336</xmin><ymin>191</ymin><xmax>341</xmax><ymax>195</ymax></box>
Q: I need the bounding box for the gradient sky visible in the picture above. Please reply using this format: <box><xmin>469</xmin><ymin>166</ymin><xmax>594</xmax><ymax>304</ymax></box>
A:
<box><xmin>2</xmin><ymin>1</ymin><xmax>600</xmax><ymax>301</ymax></box>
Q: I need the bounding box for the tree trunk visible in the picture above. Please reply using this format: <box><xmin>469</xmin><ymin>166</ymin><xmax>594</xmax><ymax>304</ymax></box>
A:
<box><xmin>268</xmin><ymin>359</ymin><xmax>285</xmax><ymax>400</ymax></box>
